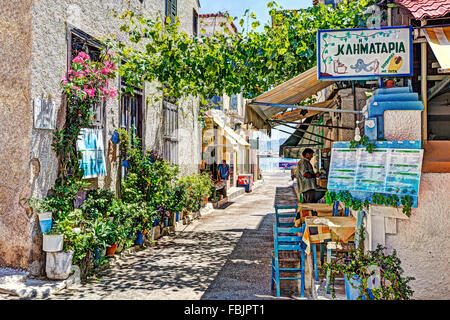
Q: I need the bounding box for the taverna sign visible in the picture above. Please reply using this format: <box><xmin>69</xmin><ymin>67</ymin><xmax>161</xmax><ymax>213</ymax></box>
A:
<box><xmin>317</xmin><ymin>26</ymin><xmax>412</xmax><ymax>80</ymax></box>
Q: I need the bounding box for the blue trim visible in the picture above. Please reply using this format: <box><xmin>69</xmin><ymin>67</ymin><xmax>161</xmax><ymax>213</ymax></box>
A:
<box><xmin>317</xmin><ymin>25</ymin><xmax>413</xmax><ymax>80</ymax></box>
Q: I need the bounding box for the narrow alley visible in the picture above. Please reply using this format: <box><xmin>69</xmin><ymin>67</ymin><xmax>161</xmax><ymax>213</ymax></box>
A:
<box><xmin>44</xmin><ymin>172</ymin><xmax>302</xmax><ymax>300</ymax></box>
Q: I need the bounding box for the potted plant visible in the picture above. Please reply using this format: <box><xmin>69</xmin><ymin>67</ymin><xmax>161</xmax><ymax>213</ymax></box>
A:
<box><xmin>322</xmin><ymin>227</ymin><xmax>415</xmax><ymax>300</ymax></box>
<box><xmin>43</xmin><ymin>230</ymin><xmax>64</xmax><ymax>252</ymax></box>
<box><xmin>28</xmin><ymin>198</ymin><xmax>53</xmax><ymax>234</ymax></box>
<box><xmin>105</xmin><ymin>219</ymin><xmax>120</xmax><ymax>257</ymax></box>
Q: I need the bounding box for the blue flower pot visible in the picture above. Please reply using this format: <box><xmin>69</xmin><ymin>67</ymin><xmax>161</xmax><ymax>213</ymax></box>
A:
<box><xmin>344</xmin><ymin>274</ymin><xmax>374</xmax><ymax>300</ymax></box>
<box><xmin>121</xmin><ymin>160</ymin><xmax>130</xmax><ymax>168</ymax></box>
<box><xmin>175</xmin><ymin>212</ymin><xmax>180</xmax><ymax>222</ymax></box>
<box><xmin>153</xmin><ymin>218</ymin><xmax>159</xmax><ymax>227</ymax></box>
<box><xmin>93</xmin><ymin>247</ymin><xmax>103</xmax><ymax>266</ymax></box>
<box><xmin>135</xmin><ymin>231</ymin><xmax>144</xmax><ymax>245</ymax></box>
<box><xmin>111</xmin><ymin>130</ymin><xmax>119</xmax><ymax>144</ymax></box>
<box><xmin>164</xmin><ymin>218</ymin><xmax>168</xmax><ymax>227</ymax></box>
<box><xmin>39</xmin><ymin>219</ymin><xmax>52</xmax><ymax>234</ymax></box>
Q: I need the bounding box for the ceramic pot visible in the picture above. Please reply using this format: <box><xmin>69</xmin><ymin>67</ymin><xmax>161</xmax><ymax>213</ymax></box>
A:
<box><xmin>106</xmin><ymin>243</ymin><xmax>117</xmax><ymax>257</ymax></box>
<box><xmin>43</xmin><ymin>234</ymin><xmax>64</xmax><ymax>252</ymax></box>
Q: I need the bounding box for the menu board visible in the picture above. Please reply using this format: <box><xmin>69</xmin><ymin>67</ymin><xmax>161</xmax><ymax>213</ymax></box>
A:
<box><xmin>328</xmin><ymin>147</ymin><xmax>423</xmax><ymax>197</ymax></box>
<box><xmin>327</xmin><ymin>148</ymin><xmax>358</xmax><ymax>190</ymax></box>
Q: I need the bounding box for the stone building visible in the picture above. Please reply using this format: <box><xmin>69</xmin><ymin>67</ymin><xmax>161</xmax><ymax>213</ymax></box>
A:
<box><xmin>0</xmin><ymin>0</ymin><xmax>202</xmax><ymax>272</ymax></box>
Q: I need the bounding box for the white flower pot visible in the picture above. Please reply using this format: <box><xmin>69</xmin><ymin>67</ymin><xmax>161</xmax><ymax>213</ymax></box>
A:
<box><xmin>46</xmin><ymin>250</ymin><xmax>73</xmax><ymax>280</ymax></box>
<box><xmin>42</xmin><ymin>234</ymin><xmax>64</xmax><ymax>252</ymax></box>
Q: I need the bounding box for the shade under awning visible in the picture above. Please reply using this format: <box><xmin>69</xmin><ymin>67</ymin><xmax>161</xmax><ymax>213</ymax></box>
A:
<box><xmin>424</xmin><ymin>26</ymin><xmax>450</xmax><ymax>70</ymax></box>
<box><xmin>245</xmin><ymin>66</ymin><xmax>335</xmax><ymax>130</ymax></box>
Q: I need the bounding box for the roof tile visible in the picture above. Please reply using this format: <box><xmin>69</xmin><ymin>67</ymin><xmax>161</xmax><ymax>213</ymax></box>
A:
<box><xmin>395</xmin><ymin>0</ymin><xmax>450</xmax><ymax>20</ymax></box>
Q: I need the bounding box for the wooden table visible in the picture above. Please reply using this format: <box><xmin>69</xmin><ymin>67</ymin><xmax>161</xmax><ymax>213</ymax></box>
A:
<box><xmin>300</xmin><ymin>216</ymin><xmax>357</xmax><ymax>290</ymax></box>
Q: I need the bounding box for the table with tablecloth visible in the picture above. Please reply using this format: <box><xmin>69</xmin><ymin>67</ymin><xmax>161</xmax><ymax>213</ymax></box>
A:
<box><xmin>297</xmin><ymin>216</ymin><xmax>357</xmax><ymax>290</ymax></box>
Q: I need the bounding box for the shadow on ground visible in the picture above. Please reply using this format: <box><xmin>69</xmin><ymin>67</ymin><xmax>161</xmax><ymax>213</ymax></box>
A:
<box><xmin>200</xmin><ymin>212</ymin><xmax>303</xmax><ymax>300</ymax></box>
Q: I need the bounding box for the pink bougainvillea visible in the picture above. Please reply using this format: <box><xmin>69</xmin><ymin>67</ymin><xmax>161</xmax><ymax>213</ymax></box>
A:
<box><xmin>61</xmin><ymin>51</ymin><xmax>118</xmax><ymax>102</ymax></box>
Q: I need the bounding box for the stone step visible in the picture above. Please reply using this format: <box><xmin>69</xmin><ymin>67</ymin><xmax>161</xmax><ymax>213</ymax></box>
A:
<box><xmin>0</xmin><ymin>266</ymin><xmax>80</xmax><ymax>299</ymax></box>
<box><xmin>0</xmin><ymin>269</ymin><xmax>28</xmax><ymax>285</ymax></box>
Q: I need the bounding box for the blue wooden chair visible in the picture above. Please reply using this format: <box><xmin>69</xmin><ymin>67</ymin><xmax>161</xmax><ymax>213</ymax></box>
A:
<box><xmin>271</xmin><ymin>224</ymin><xmax>306</xmax><ymax>297</ymax></box>
<box><xmin>274</xmin><ymin>205</ymin><xmax>298</xmax><ymax>227</ymax></box>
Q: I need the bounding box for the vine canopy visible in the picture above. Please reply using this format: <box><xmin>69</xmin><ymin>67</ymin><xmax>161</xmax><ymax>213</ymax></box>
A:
<box><xmin>105</xmin><ymin>0</ymin><xmax>375</xmax><ymax>106</ymax></box>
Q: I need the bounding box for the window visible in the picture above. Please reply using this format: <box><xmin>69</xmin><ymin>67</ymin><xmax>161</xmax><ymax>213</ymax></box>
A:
<box><xmin>68</xmin><ymin>27</ymin><xmax>104</xmax><ymax>128</ymax></box>
<box><xmin>120</xmin><ymin>82</ymin><xmax>144</xmax><ymax>142</ymax></box>
<box><xmin>163</xmin><ymin>101</ymin><xmax>179</xmax><ymax>165</ymax></box>
<box><xmin>231</xmin><ymin>94</ymin><xmax>238</xmax><ymax>110</ymax></box>
<box><xmin>165</xmin><ymin>0</ymin><xmax>177</xmax><ymax>23</ymax></box>
<box><xmin>120</xmin><ymin>80</ymin><xmax>144</xmax><ymax>179</ymax></box>
<box><xmin>193</xmin><ymin>9</ymin><xmax>199</xmax><ymax>36</ymax></box>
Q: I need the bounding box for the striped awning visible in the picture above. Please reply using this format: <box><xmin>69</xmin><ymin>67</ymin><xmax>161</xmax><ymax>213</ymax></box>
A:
<box><xmin>245</xmin><ymin>66</ymin><xmax>335</xmax><ymax>130</ymax></box>
<box><xmin>423</xmin><ymin>26</ymin><xmax>450</xmax><ymax>70</ymax></box>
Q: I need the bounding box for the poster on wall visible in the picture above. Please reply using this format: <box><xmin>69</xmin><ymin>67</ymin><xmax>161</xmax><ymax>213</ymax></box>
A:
<box><xmin>33</xmin><ymin>98</ymin><xmax>56</xmax><ymax>130</ymax></box>
<box><xmin>76</xmin><ymin>128</ymin><xmax>107</xmax><ymax>179</ymax></box>
<box><xmin>317</xmin><ymin>26</ymin><xmax>412</xmax><ymax>80</ymax></box>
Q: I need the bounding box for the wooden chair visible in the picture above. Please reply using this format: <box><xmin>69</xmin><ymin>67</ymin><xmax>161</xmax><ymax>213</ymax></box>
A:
<box><xmin>275</xmin><ymin>206</ymin><xmax>298</xmax><ymax>227</ymax></box>
<box><xmin>271</xmin><ymin>224</ymin><xmax>306</xmax><ymax>297</ymax></box>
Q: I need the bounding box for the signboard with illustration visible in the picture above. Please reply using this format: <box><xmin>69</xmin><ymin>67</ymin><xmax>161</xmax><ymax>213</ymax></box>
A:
<box><xmin>76</xmin><ymin>128</ymin><xmax>107</xmax><ymax>179</ymax></box>
<box><xmin>317</xmin><ymin>26</ymin><xmax>412</xmax><ymax>80</ymax></box>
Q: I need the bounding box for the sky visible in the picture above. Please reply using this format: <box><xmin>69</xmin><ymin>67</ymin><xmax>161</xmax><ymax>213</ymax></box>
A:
<box><xmin>199</xmin><ymin>0</ymin><xmax>313</xmax><ymax>32</ymax></box>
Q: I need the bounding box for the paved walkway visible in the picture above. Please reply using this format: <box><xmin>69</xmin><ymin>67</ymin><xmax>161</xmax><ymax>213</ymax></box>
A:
<box><xmin>35</xmin><ymin>171</ymin><xmax>308</xmax><ymax>300</ymax></box>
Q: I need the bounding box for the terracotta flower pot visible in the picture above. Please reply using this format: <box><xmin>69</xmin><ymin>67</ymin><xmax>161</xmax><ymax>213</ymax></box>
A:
<box><xmin>204</xmin><ymin>197</ymin><xmax>208</xmax><ymax>204</ymax></box>
<box><xmin>106</xmin><ymin>243</ymin><xmax>117</xmax><ymax>257</ymax></box>
<box><xmin>385</xmin><ymin>79</ymin><xmax>394</xmax><ymax>88</ymax></box>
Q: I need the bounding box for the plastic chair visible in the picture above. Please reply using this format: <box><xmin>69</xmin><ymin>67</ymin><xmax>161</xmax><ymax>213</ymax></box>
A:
<box><xmin>271</xmin><ymin>224</ymin><xmax>306</xmax><ymax>297</ymax></box>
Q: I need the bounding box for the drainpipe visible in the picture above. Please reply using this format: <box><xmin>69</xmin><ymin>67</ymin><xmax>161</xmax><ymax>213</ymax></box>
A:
<box><xmin>421</xmin><ymin>19</ymin><xmax>428</xmax><ymax>141</ymax></box>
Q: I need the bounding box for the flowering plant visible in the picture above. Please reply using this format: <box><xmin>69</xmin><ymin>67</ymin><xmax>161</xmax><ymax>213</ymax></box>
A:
<box><xmin>53</xmin><ymin>51</ymin><xmax>118</xmax><ymax>180</ymax></box>
<box><xmin>61</xmin><ymin>51</ymin><xmax>118</xmax><ymax>102</ymax></box>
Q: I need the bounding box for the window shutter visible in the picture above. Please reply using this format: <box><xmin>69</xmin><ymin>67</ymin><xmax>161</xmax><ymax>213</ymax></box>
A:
<box><xmin>171</xmin><ymin>0</ymin><xmax>177</xmax><ymax>17</ymax></box>
<box><xmin>166</xmin><ymin>0</ymin><xmax>177</xmax><ymax>21</ymax></box>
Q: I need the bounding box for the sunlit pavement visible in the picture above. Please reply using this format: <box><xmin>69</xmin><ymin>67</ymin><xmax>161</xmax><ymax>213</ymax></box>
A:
<box><xmin>43</xmin><ymin>170</ymin><xmax>307</xmax><ymax>300</ymax></box>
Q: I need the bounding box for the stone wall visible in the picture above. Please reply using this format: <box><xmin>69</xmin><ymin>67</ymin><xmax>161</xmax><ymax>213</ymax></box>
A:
<box><xmin>337</xmin><ymin>87</ymin><xmax>370</xmax><ymax>141</ymax></box>
<box><xmin>0</xmin><ymin>0</ymin><xmax>33</xmax><ymax>270</ymax></box>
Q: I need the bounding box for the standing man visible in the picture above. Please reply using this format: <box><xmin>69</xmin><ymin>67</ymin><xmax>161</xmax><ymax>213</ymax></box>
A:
<box><xmin>218</xmin><ymin>159</ymin><xmax>230</xmax><ymax>182</ymax></box>
<box><xmin>297</xmin><ymin>148</ymin><xmax>319</xmax><ymax>203</ymax></box>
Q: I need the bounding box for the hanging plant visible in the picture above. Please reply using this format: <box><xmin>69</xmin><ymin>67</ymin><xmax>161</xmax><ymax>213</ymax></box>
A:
<box><xmin>325</xmin><ymin>190</ymin><xmax>413</xmax><ymax>217</ymax></box>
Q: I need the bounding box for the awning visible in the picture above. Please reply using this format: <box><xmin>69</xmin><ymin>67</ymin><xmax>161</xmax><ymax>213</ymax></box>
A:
<box><xmin>423</xmin><ymin>26</ymin><xmax>450</xmax><ymax>70</ymax></box>
<box><xmin>278</xmin><ymin>117</ymin><xmax>319</xmax><ymax>157</ymax></box>
<box><xmin>209</xmin><ymin>110</ymin><xmax>250</xmax><ymax>148</ymax></box>
<box><xmin>245</xmin><ymin>66</ymin><xmax>335</xmax><ymax>130</ymax></box>
<box><xmin>271</xmin><ymin>99</ymin><xmax>338</xmax><ymax>122</ymax></box>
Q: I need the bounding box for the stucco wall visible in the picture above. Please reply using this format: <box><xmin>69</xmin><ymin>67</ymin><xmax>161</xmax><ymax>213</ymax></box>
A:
<box><xmin>385</xmin><ymin>173</ymin><xmax>450</xmax><ymax>300</ymax></box>
<box><xmin>0</xmin><ymin>0</ymin><xmax>34</xmax><ymax>270</ymax></box>
<box><xmin>1</xmin><ymin>0</ymin><xmax>201</xmax><ymax>271</ymax></box>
